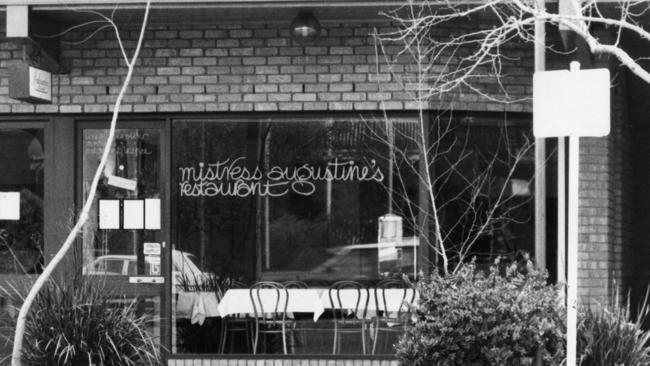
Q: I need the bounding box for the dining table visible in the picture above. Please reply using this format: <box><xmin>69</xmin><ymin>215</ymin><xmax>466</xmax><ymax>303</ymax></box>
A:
<box><xmin>175</xmin><ymin>290</ymin><xmax>220</xmax><ymax>325</ymax></box>
<box><xmin>216</xmin><ymin>287</ymin><xmax>418</xmax><ymax>321</ymax></box>
<box><xmin>322</xmin><ymin>288</ymin><xmax>417</xmax><ymax>316</ymax></box>
<box><xmin>217</xmin><ymin>288</ymin><xmax>327</xmax><ymax>321</ymax></box>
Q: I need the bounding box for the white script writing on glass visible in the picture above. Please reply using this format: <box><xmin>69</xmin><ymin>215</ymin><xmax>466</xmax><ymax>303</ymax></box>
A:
<box><xmin>179</xmin><ymin>157</ymin><xmax>385</xmax><ymax>197</ymax></box>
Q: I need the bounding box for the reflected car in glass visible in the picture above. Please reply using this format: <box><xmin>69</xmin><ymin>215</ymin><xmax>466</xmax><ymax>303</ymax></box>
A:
<box><xmin>83</xmin><ymin>249</ymin><xmax>209</xmax><ymax>286</ymax></box>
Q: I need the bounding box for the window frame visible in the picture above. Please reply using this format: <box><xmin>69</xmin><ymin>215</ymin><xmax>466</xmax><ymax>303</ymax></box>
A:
<box><xmin>0</xmin><ymin>119</ymin><xmax>50</xmax><ymax>284</ymax></box>
<box><xmin>168</xmin><ymin>113</ymin><xmax>429</xmax><ymax>358</ymax></box>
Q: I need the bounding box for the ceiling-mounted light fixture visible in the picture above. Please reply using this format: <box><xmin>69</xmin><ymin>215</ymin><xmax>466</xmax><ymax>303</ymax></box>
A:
<box><xmin>290</xmin><ymin>11</ymin><xmax>321</xmax><ymax>43</ymax></box>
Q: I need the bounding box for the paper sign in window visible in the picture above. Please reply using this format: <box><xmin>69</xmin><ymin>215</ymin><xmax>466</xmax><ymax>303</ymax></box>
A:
<box><xmin>145</xmin><ymin>198</ymin><xmax>161</xmax><ymax>230</ymax></box>
<box><xmin>98</xmin><ymin>199</ymin><xmax>120</xmax><ymax>229</ymax></box>
<box><xmin>123</xmin><ymin>200</ymin><xmax>144</xmax><ymax>230</ymax></box>
<box><xmin>0</xmin><ymin>192</ymin><xmax>20</xmax><ymax>221</ymax></box>
<box><xmin>106</xmin><ymin>175</ymin><xmax>137</xmax><ymax>191</ymax></box>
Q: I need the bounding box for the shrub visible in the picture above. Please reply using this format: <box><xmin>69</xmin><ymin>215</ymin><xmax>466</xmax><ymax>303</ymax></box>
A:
<box><xmin>395</xmin><ymin>259</ymin><xmax>565</xmax><ymax>366</ymax></box>
<box><xmin>577</xmin><ymin>290</ymin><xmax>650</xmax><ymax>366</ymax></box>
<box><xmin>2</xmin><ymin>276</ymin><xmax>163</xmax><ymax>366</ymax></box>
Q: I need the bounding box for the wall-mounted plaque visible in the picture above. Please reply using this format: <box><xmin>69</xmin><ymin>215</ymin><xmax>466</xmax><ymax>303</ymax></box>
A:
<box><xmin>9</xmin><ymin>63</ymin><xmax>52</xmax><ymax>104</ymax></box>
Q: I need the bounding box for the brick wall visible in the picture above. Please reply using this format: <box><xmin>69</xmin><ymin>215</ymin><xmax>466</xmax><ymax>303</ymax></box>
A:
<box><xmin>576</xmin><ymin>68</ymin><xmax>629</xmax><ymax>307</ymax></box>
<box><xmin>573</xmin><ymin>42</ymin><xmax>637</xmax><ymax>307</ymax></box>
<box><xmin>0</xmin><ymin>18</ymin><xmax>534</xmax><ymax>114</ymax></box>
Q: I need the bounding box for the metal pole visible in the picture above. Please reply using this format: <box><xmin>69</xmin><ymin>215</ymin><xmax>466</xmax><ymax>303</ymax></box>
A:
<box><xmin>534</xmin><ymin>3</ymin><xmax>547</xmax><ymax>364</ymax></box>
<box><xmin>558</xmin><ymin>138</ymin><xmax>566</xmax><ymax>289</ymax></box>
<box><xmin>566</xmin><ymin>61</ymin><xmax>581</xmax><ymax>366</ymax></box>
<box><xmin>534</xmin><ymin>0</ymin><xmax>547</xmax><ymax>271</ymax></box>
<box><xmin>567</xmin><ymin>134</ymin><xmax>579</xmax><ymax>366</ymax></box>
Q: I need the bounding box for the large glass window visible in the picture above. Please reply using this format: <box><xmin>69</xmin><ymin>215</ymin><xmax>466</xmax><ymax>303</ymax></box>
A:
<box><xmin>79</xmin><ymin>127</ymin><xmax>163</xmax><ymax>346</ymax></box>
<box><xmin>434</xmin><ymin>115</ymin><xmax>535</xmax><ymax>267</ymax></box>
<box><xmin>169</xmin><ymin>115</ymin><xmax>535</xmax><ymax>356</ymax></box>
<box><xmin>171</xmin><ymin>118</ymin><xmax>420</xmax><ymax>355</ymax></box>
<box><xmin>80</xmin><ymin>129</ymin><xmax>162</xmax><ymax>278</ymax></box>
<box><xmin>0</xmin><ymin>128</ymin><xmax>45</xmax><ymax>274</ymax></box>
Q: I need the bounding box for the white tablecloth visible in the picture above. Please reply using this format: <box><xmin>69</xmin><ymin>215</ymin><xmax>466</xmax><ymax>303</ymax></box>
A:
<box><xmin>322</xmin><ymin>288</ymin><xmax>417</xmax><ymax>314</ymax></box>
<box><xmin>175</xmin><ymin>291</ymin><xmax>220</xmax><ymax>325</ymax></box>
<box><xmin>217</xmin><ymin>289</ymin><xmax>325</xmax><ymax>321</ymax></box>
<box><xmin>178</xmin><ymin>288</ymin><xmax>418</xmax><ymax>325</ymax></box>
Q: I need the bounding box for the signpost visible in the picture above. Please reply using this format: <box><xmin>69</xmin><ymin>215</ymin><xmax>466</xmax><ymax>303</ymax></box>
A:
<box><xmin>533</xmin><ymin>61</ymin><xmax>610</xmax><ymax>366</ymax></box>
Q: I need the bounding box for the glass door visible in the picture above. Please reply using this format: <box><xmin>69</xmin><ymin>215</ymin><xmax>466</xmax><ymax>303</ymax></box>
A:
<box><xmin>77</xmin><ymin>120</ymin><xmax>169</xmax><ymax>355</ymax></box>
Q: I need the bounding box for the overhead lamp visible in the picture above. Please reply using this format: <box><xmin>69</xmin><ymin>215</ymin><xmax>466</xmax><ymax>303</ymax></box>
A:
<box><xmin>290</xmin><ymin>12</ymin><xmax>321</xmax><ymax>43</ymax></box>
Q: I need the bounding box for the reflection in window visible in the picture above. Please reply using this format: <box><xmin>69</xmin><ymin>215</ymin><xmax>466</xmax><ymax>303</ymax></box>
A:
<box><xmin>0</xmin><ymin>129</ymin><xmax>44</xmax><ymax>274</ymax></box>
<box><xmin>170</xmin><ymin>116</ymin><xmax>534</xmax><ymax>356</ymax></box>
<box><xmin>171</xmin><ymin>119</ymin><xmax>421</xmax><ymax>355</ymax></box>
<box><xmin>434</xmin><ymin>116</ymin><xmax>535</xmax><ymax>266</ymax></box>
<box><xmin>80</xmin><ymin>129</ymin><xmax>161</xmax><ymax>278</ymax></box>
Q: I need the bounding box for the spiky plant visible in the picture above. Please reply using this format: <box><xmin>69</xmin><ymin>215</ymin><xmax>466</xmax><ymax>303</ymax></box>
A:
<box><xmin>0</xmin><ymin>275</ymin><xmax>163</xmax><ymax>366</ymax></box>
<box><xmin>577</xmin><ymin>289</ymin><xmax>650</xmax><ymax>366</ymax></box>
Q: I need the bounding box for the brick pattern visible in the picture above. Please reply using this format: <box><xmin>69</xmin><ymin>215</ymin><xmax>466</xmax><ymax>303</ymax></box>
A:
<box><xmin>0</xmin><ymin>20</ymin><xmax>534</xmax><ymax>114</ymax></box>
<box><xmin>576</xmin><ymin>46</ymin><xmax>636</xmax><ymax>307</ymax></box>
<box><xmin>167</xmin><ymin>359</ymin><xmax>398</xmax><ymax>366</ymax></box>
<box><xmin>579</xmin><ymin>135</ymin><xmax>613</xmax><ymax>306</ymax></box>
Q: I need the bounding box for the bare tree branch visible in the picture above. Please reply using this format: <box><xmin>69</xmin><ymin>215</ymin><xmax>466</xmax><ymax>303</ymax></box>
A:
<box><xmin>10</xmin><ymin>2</ymin><xmax>151</xmax><ymax>365</ymax></box>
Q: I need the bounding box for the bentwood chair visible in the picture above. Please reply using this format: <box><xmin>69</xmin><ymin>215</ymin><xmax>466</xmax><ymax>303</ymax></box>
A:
<box><xmin>249</xmin><ymin>281</ymin><xmax>292</xmax><ymax>354</ymax></box>
<box><xmin>371</xmin><ymin>279</ymin><xmax>416</xmax><ymax>354</ymax></box>
<box><xmin>281</xmin><ymin>280</ymin><xmax>311</xmax><ymax>352</ymax></box>
<box><xmin>328</xmin><ymin>280</ymin><xmax>370</xmax><ymax>354</ymax></box>
<box><xmin>282</xmin><ymin>280</ymin><xmax>309</xmax><ymax>289</ymax></box>
<box><xmin>219</xmin><ymin>280</ymin><xmax>252</xmax><ymax>354</ymax></box>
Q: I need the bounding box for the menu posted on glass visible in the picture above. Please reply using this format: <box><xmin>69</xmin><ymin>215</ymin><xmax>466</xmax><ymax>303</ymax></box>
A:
<box><xmin>98</xmin><ymin>199</ymin><xmax>120</xmax><ymax>229</ymax></box>
<box><xmin>0</xmin><ymin>192</ymin><xmax>20</xmax><ymax>221</ymax></box>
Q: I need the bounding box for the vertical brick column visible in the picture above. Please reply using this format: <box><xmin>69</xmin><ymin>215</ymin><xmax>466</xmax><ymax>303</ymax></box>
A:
<box><xmin>577</xmin><ymin>49</ymin><xmax>634</xmax><ymax>307</ymax></box>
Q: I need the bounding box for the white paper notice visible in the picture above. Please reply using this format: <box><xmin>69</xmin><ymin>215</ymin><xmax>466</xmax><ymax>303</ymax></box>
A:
<box><xmin>107</xmin><ymin>175</ymin><xmax>138</xmax><ymax>191</ymax></box>
<box><xmin>145</xmin><ymin>198</ymin><xmax>161</xmax><ymax>230</ymax></box>
<box><xmin>123</xmin><ymin>200</ymin><xmax>144</xmax><ymax>230</ymax></box>
<box><xmin>0</xmin><ymin>192</ymin><xmax>20</xmax><ymax>221</ymax></box>
<box><xmin>143</xmin><ymin>242</ymin><xmax>161</xmax><ymax>255</ymax></box>
<box><xmin>98</xmin><ymin>200</ymin><xmax>120</xmax><ymax>229</ymax></box>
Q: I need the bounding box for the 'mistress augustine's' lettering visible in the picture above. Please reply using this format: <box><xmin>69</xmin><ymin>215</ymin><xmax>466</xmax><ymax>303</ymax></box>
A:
<box><xmin>178</xmin><ymin>157</ymin><xmax>384</xmax><ymax>197</ymax></box>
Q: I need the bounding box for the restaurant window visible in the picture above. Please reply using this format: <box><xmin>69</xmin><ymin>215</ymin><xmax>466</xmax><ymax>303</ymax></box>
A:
<box><xmin>79</xmin><ymin>127</ymin><xmax>163</xmax><ymax>344</ymax></box>
<box><xmin>169</xmin><ymin>115</ymin><xmax>535</xmax><ymax>356</ymax></box>
<box><xmin>0</xmin><ymin>127</ymin><xmax>45</xmax><ymax>274</ymax></box>
<box><xmin>80</xmin><ymin>128</ymin><xmax>162</xmax><ymax>277</ymax></box>
<box><xmin>171</xmin><ymin>118</ymin><xmax>421</xmax><ymax>355</ymax></box>
<box><xmin>434</xmin><ymin>115</ymin><xmax>535</xmax><ymax>266</ymax></box>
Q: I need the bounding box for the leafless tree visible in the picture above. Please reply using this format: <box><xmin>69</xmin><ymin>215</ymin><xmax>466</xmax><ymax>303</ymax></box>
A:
<box><xmin>366</xmin><ymin>110</ymin><xmax>533</xmax><ymax>277</ymax></box>
<box><xmin>378</xmin><ymin>0</ymin><xmax>650</xmax><ymax>101</ymax></box>
<box><xmin>368</xmin><ymin>0</ymin><xmax>633</xmax><ymax>276</ymax></box>
<box><xmin>11</xmin><ymin>2</ymin><xmax>151</xmax><ymax>365</ymax></box>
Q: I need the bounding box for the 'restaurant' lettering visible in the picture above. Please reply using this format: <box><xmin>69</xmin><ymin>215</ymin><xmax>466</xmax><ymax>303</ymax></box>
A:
<box><xmin>179</xmin><ymin>157</ymin><xmax>384</xmax><ymax>197</ymax></box>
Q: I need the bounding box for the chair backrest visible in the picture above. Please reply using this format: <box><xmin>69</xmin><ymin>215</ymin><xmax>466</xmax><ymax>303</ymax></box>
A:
<box><xmin>249</xmin><ymin>281</ymin><xmax>288</xmax><ymax>322</ymax></box>
<box><xmin>282</xmin><ymin>280</ymin><xmax>308</xmax><ymax>289</ymax></box>
<box><xmin>328</xmin><ymin>280</ymin><xmax>368</xmax><ymax>322</ymax></box>
<box><xmin>374</xmin><ymin>279</ymin><xmax>415</xmax><ymax>320</ymax></box>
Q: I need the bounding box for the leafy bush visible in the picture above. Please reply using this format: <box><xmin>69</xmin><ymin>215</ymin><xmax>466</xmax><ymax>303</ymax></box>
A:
<box><xmin>577</xmin><ymin>290</ymin><xmax>650</xmax><ymax>366</ymax></box>
<box><xmin>395</xmin><ymin>259</ymin><xmax>565</xmax><ymax>366</ymax></box>
<box><xmin>2</xmin><ymin>276</ymin><xmax>162</xmax><ymax>366</ymax></box>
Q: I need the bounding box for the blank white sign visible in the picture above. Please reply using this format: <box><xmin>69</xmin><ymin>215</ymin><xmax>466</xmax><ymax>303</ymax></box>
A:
<box><xmin>123</xmin><ymin>200</ymin><xmax>144</xmax><ymax>230</ymax></box>
<box><xmin>533</xmin><ymin>67</ymin><xmax>610</xmax><ymax>137</ymax></box>
<box><xmin>0</xmin><ymin>192</ymin><xmax>20</xmax><ymax>221</ymax></box>
<box><xmin>145</xmin><ymin>198</ymin><xmax>161</xmax><ymax>230</ymax></box>
<box><xmin>98</xmin><ymin>199</ymin><xmax>120</xmax><ymax>229</ymax></box>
